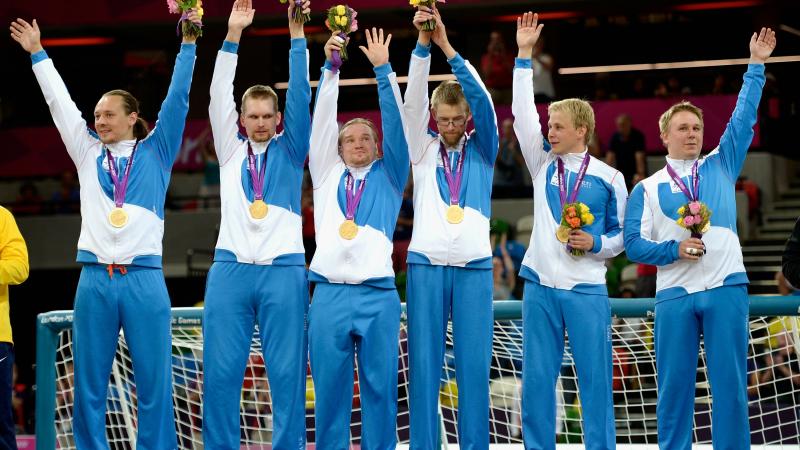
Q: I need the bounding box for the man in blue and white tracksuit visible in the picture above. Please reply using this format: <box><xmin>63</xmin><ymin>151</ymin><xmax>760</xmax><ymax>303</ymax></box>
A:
<box><xmin>307</xmin><ymin>30</ymin><xmax>409</xmax><ymax>450</ymax></box>
<box><xmin>624</xmin><ymin>29</ymin><xmax>776</xmax><ymax>450</ymax></box>
<box><xmin>202</xmin><ymin>1</ymin><xmax>311</xmax><ymax>449</ymax></box>
<box><xmin>403</xmin><ymin>8</ymin><xmax>499</xmax><ymax>449</ymax></box>
<box><xmin>512</xmin><ymin>13</ymin><xmax>626</xmax><ymax>450</ymax></box>
<box><xmin>13</xmin><ymin>12</ymin><xmax>200</xmax><ymax>449</ymax></box>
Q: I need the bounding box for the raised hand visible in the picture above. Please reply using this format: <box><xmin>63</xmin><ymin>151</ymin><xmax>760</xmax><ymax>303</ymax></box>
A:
<box><xmin>288</xmin><ymin>0</ymin><xmax>311</xmax><ymax>38</ymax></box>
<box><xmin>429</xmin><ymin>7</ymin><xmax>456</xmax><ymax>59</ymax></box>
<box><xmin>182</xmin><ymin>8</ymin><xmax>203</xmax><ymax>43</ymax></box>
<box><xmin>225</xmin><ymin>0</ymin><xmax>254</xmax><ymax>43</ymax></box>
<box><xmin>324</xmin><ymin>33</ymin><xmax>345</xmax><ymax>65</ymax></box>
<box><xmin>749</xmin><ymin>27</ymin><xmax>776</xmax><ymax>64</ymax></box>
<box><xmin>516</xmin><ymin>12</ymin><xmax>543</xmax><ymax>59</ymax></box>
<box><xmin>413</xmin><ymin>6</ymin><xmax>434</xmax><ymax>46</ymax></box>
<box><xmin>359</xmin><ymin>28</ymin><xmax>391</xmax><ymax>68</ymax></box>
<box><xmin>9</xmin><ymin>18</ymin><xmax>43</xmax><ymax>54</ymax></box>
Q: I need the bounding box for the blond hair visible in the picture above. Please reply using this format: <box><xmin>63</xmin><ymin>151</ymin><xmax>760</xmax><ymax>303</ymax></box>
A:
<box><xmin>338</xmin><ymin>118</ymin><xmax>379</xmax><ymax>146</ymax></box>
<box><xmin>430</xmin><ymin>80</ymin><xmax>470</xmax><ymax>115</ymax></box>
<box><xmin>241</xmin><ymin>85</ymin><xmax>280</xmax><ymax>114</ymax></box>
<box><xmin>658</xmin><ymin>101</ymin><xmax>704</xmax><ymax>134</ymax></box>
<box><xmin>548</xmin><ymin>98</ymin><xmax>595</xmax><ymax>140</ymax></box>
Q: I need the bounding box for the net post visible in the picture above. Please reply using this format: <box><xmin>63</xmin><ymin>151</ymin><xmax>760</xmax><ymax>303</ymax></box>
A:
<box><xmin>35</xmin><ymin>311</ymin><xmax>72</xmax><ymax>450</ymax></box>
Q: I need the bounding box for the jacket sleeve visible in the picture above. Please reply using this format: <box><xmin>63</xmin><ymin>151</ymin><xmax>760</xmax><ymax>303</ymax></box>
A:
<box><xmin>590</xmin><ymin>171</ymin><xmax>628</xmax><ymax>259</ymax></box>
<box><xmin>403</xmin><ymin>42</ymin><xmax>434</xmax><ymax>164</ymax></box>
<box><xmin>308</xmin><ymin>62</ymin><xmax>341</xmax><ymax>187</ymax></box>
<box><xmin>512</xmin><ymin>58</ymin><xmax>549</xmax><ymax>178</ymax></box>
<box><xmin>209</xmin><ymin>42</ymin><xmax>244</xmax><ymax>166</ymax></box>
<box><xmin>449</xmin><ymin>53</ymin><xmax>499</xmax><ymax>165</ymax></box>
<box><xmin>624</xmin><ymin>182</ymin><xmax>681</xmax><ymax>266</ymax></box>
<box><xmin>716</xmin><ymin>63</ymin><xmax>766</xmax><ymax>180</ymax></box>
<box><xmin>375</xmin><ymin>63</ymin><xmax>410</xmax><ymax>191</ymax></box>
<box><xmin>281</xmin><ymin>38</ymin><xmax>312</xmax><ymax>166</ymax></box>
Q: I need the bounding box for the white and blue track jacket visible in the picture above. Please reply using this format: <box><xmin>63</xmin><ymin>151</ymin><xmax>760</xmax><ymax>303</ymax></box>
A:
<box><xmin>624</xmin><ymin>64</ymin><xmax>766</xmax><ymax>301</ymax></box>
<box><xmin>209</xmin><ymin>39</ymin><xmax>310</xmax><ymax>265</ymax></box>
<box><xmin>32</xmin><ymin>44</ymin><xmax>196</xmax><ymax>268</ymax></box>
<box><xmin>403</xmin><ymin>43</ymin><xmax>499</xmax><ymax>269</ymax></box>
<box><xmin>513</xmin><ymin>58</ymin><xmax>627</xmax><ymax>295</ymax></box>
<box><xmin>308</xmin><ymin>62</ymin><xmax>410</xmax><ymax>288</ymax></box>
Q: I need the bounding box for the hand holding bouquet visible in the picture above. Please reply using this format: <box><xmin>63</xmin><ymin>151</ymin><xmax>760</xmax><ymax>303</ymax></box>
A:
<box><xmin>409</xmin><ymin>0</ymin><xmax>445</xmax><ymax>31</ymax></box>
<box><xmin>325</xmin><ymin>5</ymin><xmax>358</xmax><ymax>67</ymax></box>
<box><xmin>280</xmin><ymin>0</ymin><xmax>311</xmax><ymax>24</ymax></box>
<box><xmin>676</xmin><ymin>200</ymin><xmax>711</xmax><ymax>238</ymax></box>
<box><xmin>556</xmin><ymin>202</ymin><xmax>594</xmax><ymax>256</ymax></box>
<box><xmin>168</xmin><ymin>0</ymin><xmax>204</xmax><ymax>37</ymax></box>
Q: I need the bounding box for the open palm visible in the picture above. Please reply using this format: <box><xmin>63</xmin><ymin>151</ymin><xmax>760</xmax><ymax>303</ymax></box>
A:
<box><xmin>9</xmin><ymin>18</ymin><xmax>43</xmax><ymax>54</ymax></box>
<box><xmin>229</xmin><ymin>0</ymin><xmax>255</xmax><ymax>31</ymax></box>
<box><xmin>516</xmin><ymin>12</ymin><xmax>543</xmax><ymax>51</ymax></box>
<box><xmin>359</xmin><ymin>28</ymin><xmax>391</xmax><ymax>67</ymax></box>
<box><xmin>749</xmin><ymin>27</ymin><xmax>776</xmax><ymax>63</ymax></box>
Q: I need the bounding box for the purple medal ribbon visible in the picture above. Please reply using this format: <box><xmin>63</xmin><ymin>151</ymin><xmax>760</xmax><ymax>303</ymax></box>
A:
<box><xmin>330</xmin><ymin>32</ymin><xmax>347</xmax><ymax>73</ymax></box>
<box><xmin>665</xmin><ymin>160</ymin><xmax>699</xmax><ymax>202</ymax></box>
<box><xmin>247</xmin><ymin>142</ymin><xmax>268</xmax><ymax>201</ymax></box>
<box><xmin>438</xmin><ymin>137</ymin><xmax>467</xmax><ymax>206</ymax></box>
<box><xmin>106</xmin><ymin>141</ymin><xmax>139</xmax><ymax>208</ymax></box>
<box><xmin>556</xmin><ymin>153</ymin><xmax>591</xmax><ymax>208</ymax></box>
<box><xmin>345</xmin><ymin>172</ymin><xmax>367</xmax><ymax>220</ymax></box>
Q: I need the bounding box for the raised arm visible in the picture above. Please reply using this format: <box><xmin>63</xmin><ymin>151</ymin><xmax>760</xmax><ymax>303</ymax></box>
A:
<box><xmin>431</xmin><ymin>8</ymin><xmax>498</xmax><ymax>165</ymax></box>
<box><xmin>0</xmin><ymin>209</ymin><xmax>29</xmax><ymax>287</ymax></box>
<box><xmin>309</xmin><ymin>34</ymin><xmax>344</xmax><ymax>187</ymax></box>
<box><xmin>403</xmin><ymin>7</ymin><xmax>435</xmax><ymax>164</ymax></box>
<box><xmin>12</xmin><ymin>18</ymin><xmax>94</xmax><ymax>166</ymax></box>
<box><xmin>148</xmin><ymin>8</ymin><xmax>201</xmax><ymax>167</ymax></box>
<box><xmin>512</xmin><ymin>12</ymin><xmax>548</xmax><ymax>177</ymax></box>
<box><xmin>360</xmin><ymin>28</ymin><xmax>410</xmax><ymax>191</ymax></box>
<box><xmin>209</xmin><ymin>0</ymin><xmax>255</xmax><ymax>165</ymax></box>
<box><xmin>717</xmin><ymin>28</ymin><xmax>775</xmax><ymax>179</ymax></box>
<box><xmin>283</xmin><ymin>0</ymin><xmax>312</xmax><ymax>166</ymax></box>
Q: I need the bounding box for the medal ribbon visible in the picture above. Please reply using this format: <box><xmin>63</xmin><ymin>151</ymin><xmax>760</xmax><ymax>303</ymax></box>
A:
<box><xmin>345</xmin><ymin>172</ymin><xmax>367</xmax><ymax>220</ymax></box>
<box><xmin>438</xmin><ymin>136</ymin><xmax>467</xmax><ymax>206</ymax></box>
<box><xmin>665</xmin><ymin>160</ymin><xmax>699</xmax><ymax>202</ymax></box>
<box><xmin>106</xmin><ymin>140</ymin><xmax>139</xmax><ymax>208</ymax></box>
<box><xmin>247</xmin><ymin>141</ymin><xmax>269</xmax><ymax>201</ymax></box>
<box><xmin>557</xmin><ymin>152</ymin><xmax>591</xmax><ymax>208</ymax></box>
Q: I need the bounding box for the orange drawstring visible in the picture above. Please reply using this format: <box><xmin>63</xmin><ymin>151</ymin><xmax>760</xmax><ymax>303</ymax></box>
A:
<box><xmin>106</xmin><ymin>264</ymin><xmax>128</xmax><ymax>279</ymax></box>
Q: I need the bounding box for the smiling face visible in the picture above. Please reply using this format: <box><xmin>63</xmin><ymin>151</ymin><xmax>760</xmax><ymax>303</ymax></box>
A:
<box><xmin>547</xmin><ymin>111</ymin><xmax>587</xmax><ymax>155</ymax></box>
<box><xmin>661</xmin><ymin>110</ymin><xmax>704</xmax><ymax>160</ymax></box>
<box><xmin>94</xmin><ymin>95</ymin><xmax>136</xmax><ymax>144</ymax></box>
<box><xmin>241</xmin><ymin>97</ymin><xmax>282</xmax><ymax>143</ymax></box>
<box><xmin>339</xmin><ymin>122</ymin><xmax>379</xmax><ymax>168</ymax></box>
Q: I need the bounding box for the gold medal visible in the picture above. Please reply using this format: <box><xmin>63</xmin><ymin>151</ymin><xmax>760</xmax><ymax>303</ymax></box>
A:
<box><xmin>339</xmin><ymin>219</ymin><xmax>358</xmax><ymax>240</ymax></box>
<box><xmin>446</xmin><ymin>205</ymin><xmax>464</xmax><ymax>224</ymax></box>
<box><xmin>556</xmin><ymin>225</ymin><xmax>570</xmax><ymax>243</ymax></box>
<box><xmin>109</xmin><ymin>208</ymin><xmax>128</xmax><ymax>228</ymax></box>
<box><xmin>249</xmin><ymin>200</ymin><xmax>268</xmax><ymax>219</ymax></box>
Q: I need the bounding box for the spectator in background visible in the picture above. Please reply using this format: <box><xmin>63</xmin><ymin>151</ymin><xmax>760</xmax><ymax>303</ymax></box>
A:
<box><xmin>491</xmin><ymin>235</ymin><xmax>516</xmax><ymax>300</ymax></box>
<box><xmin>393</xmin><ymin>181</ymin><xmax>414</xmax><ymax>274</ymax></box>
<box><xmin>532</xmin><ymin>39</ymin><xmax>555</xmax><ymax>102</ymax></box>
<box><xmin>494</xmin><ymin>118</ymin><xmax>526</xmax><ymax>189</ymax></box>
<box><xmin>481</xmin><ymin>31</ymin><xmax>514</xmax><ymax>105</ymax></box>
<box><xmin>748</xmin><ymin>333</ymin><xmax>800</xmax><ymax>406</ymax></box>
<box><xmin>775</xmin><ymin>270</ymin><xmax>799</xmax><ymax>296</ymax></box>
<box><xmin>50</xmin><ymin>170</ymin><xmax>80</xmax><ymax>214</ymax></box>
<box><xmin>783</xmin><ymin>217</ymin><xmax>800</xmax><ymax>289</ymax></box>
<box><xmin>14</xmin><ymin>182</ymin><xmax>43</xmax><ymax>216</ymax></box>
<box><xmin>198</xmin><ymin>138</ymin><xmax>220</xmax><ymax>209</ymax></box>
<box><xmin>735</xmin><ymin>175</ymin><xmax>761</xmax><ymax>231</ymax></box>
<box><xmin>0</xmin><ymin>206</ymin><xmax>29</xmax><ymax>449</ymax></box>
<box><xmin>605</xmin><ymin>114</ymin><xmax>647</xmax><ymax>189</ymax></box>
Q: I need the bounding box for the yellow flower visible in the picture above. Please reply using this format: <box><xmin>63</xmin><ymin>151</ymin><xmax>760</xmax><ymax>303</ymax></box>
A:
<box><xmin>336</xmin><ymin>5</ymin><xmax>346</xmax><ymax>15</ymax></box>
<box><xmin>197</xmin><ymin>7</ymin><xmax>204</xmax><ymax>17</ymax></box>
<box><xmin>678</xmin><ymin>206</ymin><xmax>685</xmax><ymax>215</ymax></box>
<box><xmin>409</xmin><ymin>0</ymin><xmax>421</xmax><ymax>5</ymax></box>
<box><xmin>677</xmin><ymin>217</ymin><xmax>684</xmax><ymax>226</ymax></box>
<box><xmin>584</xmin><ymin>213</ymin><xmax>594</xmax><ymax>225</ymax></box>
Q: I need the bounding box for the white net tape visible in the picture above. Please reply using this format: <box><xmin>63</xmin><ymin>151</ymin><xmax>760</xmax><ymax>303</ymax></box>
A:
<box><xmin>49</xmin><ymin>314</ymin><xmax>800</xmax><ymax>448</ymax></box>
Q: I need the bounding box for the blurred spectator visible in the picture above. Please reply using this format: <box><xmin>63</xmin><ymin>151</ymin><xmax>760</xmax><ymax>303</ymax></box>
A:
<box><xmin>13</xmin><ymin>182</ymin><xmax>43</xmax><ymax>216</ymax></box>
<box><xmin>748</xmin><ymin>333</ymin><xmax>800</xmax><ymax>405</ymax></box>
<box><xmin>618</xmin><ymin>264</ymin><xmax>638</xmax><ymax>298</ymax></box>
<box><xmin>393</xmin><ymin>181</ymin><xmax>414</xmax><ymax>274</ymax></box>
<box><xmin>198</xmin><ymin>139</ymin><xmax>220</xmax><ymax>209</ymax></box>
<box><xmin>630</xmin><ymin>78</ymin><xmax>647</xmax><ymax>99</ymax></box>
<box><xmin>480</xmin><ymin>31</ymin><xmax>514</xmax><ymax>105</ymax></box>
<box><xmin>587</xmin><ymin>130</ymin><xmax>603</xmax><ymax>159</ymax></box>
<box><xmin>491</xmin><ymin>234</ymin><xmax>516</xmax><ymax>300</ymax></box>
<box><xmin>775</xmin><ymin>271</ymin><xmax>799</xmax><ymax>296</ymax></box>
<box><xmin>532</xmin><ymin>39</ymin><xmax>556</xmax><ymax>102</ymax></box>
<box><xmin>782</xmin><ymin>217</ymin><xmax>800</xmax><ymax>289</ymax></box>
<box><xmin>494</xmin><ymin>118</ymin><xmax>526</xmax><ymax>189</ymax></box>
<box><xmin>11</xmin><ymin>364</ymin><xmax>30</xmax><ymax>434</ymax></box>
<box><xmin>635</xmin><ymin>264</ymin><xmax>657</xmax><ymax>298</ymax></box>
<box><xmin>491</xmin><ymin>219</ymin><xmax>525</xmax><ymax>274</ymax></box>
<box><xmin>735</xmin><ymin>176</ymin><xmax>761</xmax><ymax>227</ymax></box>
<box><xmin>605</xmin><ymin>114</ymin><xmax>646</xmax><ymax>189</ymax></box>
<box><xmin>51</xmin><ymin>170</ymin><xmax>80</xmax><ymax>214</ymax></box>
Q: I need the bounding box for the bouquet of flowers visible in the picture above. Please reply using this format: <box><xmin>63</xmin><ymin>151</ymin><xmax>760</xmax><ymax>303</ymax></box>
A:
<box><xmin>409</xmin><ymin>0</ymin><xmax>445</xmax><ymax>31</ymax></box>
<box><xmin>676</xmin><ymin>200</ymin><xmax>711</xmax><ymax>238</ymax></box>
<box><xmin>556</xmin><ymin>202</ymin><xmax>594</xmax><ymax>256</ymax></box>
<box><xmin>280</xmin><ymin>0</ymin><xmax>310</xmax><ymax>24</ymax></box>
<box><xmin>325</xmin><ymin>5</ymin><xmax>358</xmax><ymax>64</ymax></box>
<box><xmin>167</xmin><ymin>0</ymin><xmax>204</xmax><ymax>37</ymax></box>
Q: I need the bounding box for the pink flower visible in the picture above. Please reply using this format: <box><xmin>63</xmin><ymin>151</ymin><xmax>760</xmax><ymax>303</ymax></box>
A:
<box><xmin>683</xmin><ymin>215</ymin><xmax>695</xmax><ymax>226</ymax></box>
<box><xmin>688</xmin><ymin>201</ymin><xmax>700</xmax><ymax>215</ymax></box>
<box><xmin>167</xmin><ymin>0</ymin><xmax>180</xmax><ymax>14</ymax></box>
<box><xmin>349</xmin><ymin>10</ymin><xmax>358</xmax><ymax>32</ymax></box>
<box><xmin>693</xmin><ymin>214</ymin><xmax>701</xmax><ymax>224</ymax></box>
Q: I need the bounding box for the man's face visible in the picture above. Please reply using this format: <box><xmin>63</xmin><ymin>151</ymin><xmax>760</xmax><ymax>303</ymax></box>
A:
<box><xmin>433</xmin><ymin>103</ymin><xmax>471</xmax><ymax>148</ymax></box>
<box><xmin>662</xmin><ymin>111</ymin><xmax>704</xmax><ymax>160</ymax></box>
<box><xmin>241</xmin><ymin>97</ymin><xmax>282</xmax><ymax>143</ymax></box>
<box><xmin>340</xmin><ymin>123</ymin><xmax>378</xmax><ymax>167</ymax></box>
<box><xmin>94</xmin><ymin>95</ymin><xmax>136</xmax><ymax>144</ymax></box>
<box><xmin>547</xmin><ymin>111</ymin><xmax>586</xmax><ymax>155</ymax></box>
<box><xmin>616</xmin><ymin>116</ymin><xmax>632</xmax><ymax>137</ymax></box>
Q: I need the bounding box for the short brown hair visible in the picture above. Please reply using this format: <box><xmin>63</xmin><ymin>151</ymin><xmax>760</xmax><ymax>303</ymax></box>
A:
<box><xmin>548</xmin><ymin>98</ymin><xmax>595</xmax><ymax>141</ymax></box>
<box><xmin>338</xmin><ymin>118</ymin><xmax>379</xmax><ymax>146</ymax></box>
<box><xmin>102</xmin><ymin>89</ymin><xmax>149</xmax><ymax>140</ymax></box>
<box><xmin>658</xmin><ymin>101</ymin><xmax>704</xmax><ymax>135</ymax></box>
<box><xmin>430</xmin><ymin>80</ymin><xmax>470</xmax><ymax>115</ymax></box>
<box><xmin>241</xmin><ymin>85</ymin><xmax>280</xmax><ymax>114</ymax></box>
